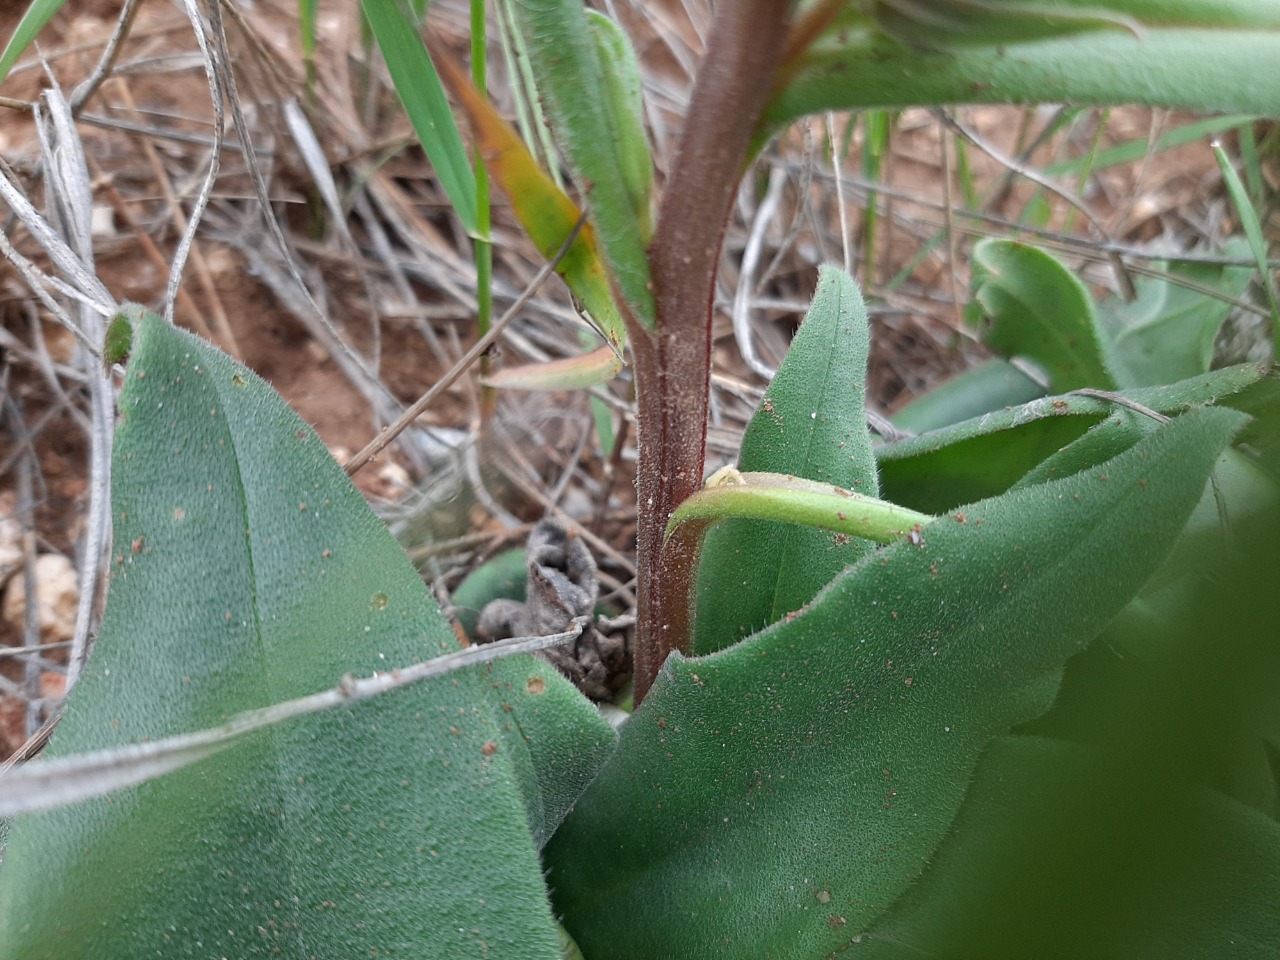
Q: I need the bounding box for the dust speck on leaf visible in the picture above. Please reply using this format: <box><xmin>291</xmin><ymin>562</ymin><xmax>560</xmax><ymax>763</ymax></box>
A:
<box><xmin>172</xmin><ymin>507</ymin><xmax>186</xmax><ymax>521</ymax></box>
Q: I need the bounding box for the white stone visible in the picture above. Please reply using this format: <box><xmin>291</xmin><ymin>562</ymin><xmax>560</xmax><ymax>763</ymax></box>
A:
<box><xmin>0</xmin><ymin>508</ymin><xmax>20</xmax><ymax>588</ymax></box>
<box><xmin>2</xmin><ymin>553</ymin><xmax>79</xmax><ymax>644</ymax></box>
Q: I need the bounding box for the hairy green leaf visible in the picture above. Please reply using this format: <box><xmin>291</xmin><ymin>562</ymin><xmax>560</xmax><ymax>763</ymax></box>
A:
<box><xmin>508</xmin><ymin>0</ymin><xmax>655</xmax><ymax>326</ymax></box>
<box><xmin>549</xmin><ymin>405</ymin><xmax>1245</xmax><ymax>959</ymax></box>
<box><xmin>876</xmin><ymin>364</ymin><xmax>1262</xmax><ymax>512</ymax></box>
<box><xmin>969</xmin><ymin>238</ymin><xmax>1114</xmax><ymax>391</ymax></box>
<box><xmin>1009</xmin><ymin>409</ymin><xmax>1153</xmax><ymax>490</ymax></box>
<box><xmin>761</xmin><ymin>16</ymin><xmax>1280</xmax><ymax>150</ymax></box>
<box><xmin>0</xmin><ymin>307</ymin><xmax>614</xmax><ymax>958</ymax></box>
<box><xmin>1098</xmin><ymin>243</ymin><xmax>1255</xmax><ymax>388</ymax></box>
<box><xmin>0</xmin><ymin>631</ymin><xmax>584</xmax><ymax>818</ymax></box>
<box><xmin>694</xmin><ymin>267</ymin><xmax>881</xmax><ymax>654</ymax></box>
<box><xmin>585</xmin><ymin>9</ymin><xmax>653</xmax><ymax>241</ymax></box>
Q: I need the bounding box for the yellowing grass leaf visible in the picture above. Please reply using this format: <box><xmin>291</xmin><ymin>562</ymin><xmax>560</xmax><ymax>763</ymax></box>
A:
<box><xmin>432</xmin><ymin>41</ymin><xmax>625</xmax><ymax>356</ymax></box>
<box><xmin>482</xmin><ymin>344</ymin><xmax>623</xmax><ymax>390</ymax></box>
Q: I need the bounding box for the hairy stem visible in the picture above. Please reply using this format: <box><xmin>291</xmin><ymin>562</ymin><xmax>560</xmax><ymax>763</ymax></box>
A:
<box><xmin>630</xmin><ymin>0</ymin><xmax>793</xmax><ymax>702</ymax></box>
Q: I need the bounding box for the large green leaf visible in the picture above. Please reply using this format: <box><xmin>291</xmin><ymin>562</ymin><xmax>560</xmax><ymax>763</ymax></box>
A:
<box><xmin>0</xmin><ymin>307</ymin><xmax>614</xmax><ymax>958</ymax></box>
<box><xmin>1097</xmin><ymin>240</ymin><xmax>1256</xmax><ymax>388</ymax></box>
<box><xmin>850</xmin><ymin>736</ymin><xmax>1280</xmax><ymax>959</ymax></box>
<box><xmin>507</xmin><ymin>0</ymin><xmax>655</xmax><ymax>326</ymax></box>
<box><xmin>1009</xmin><ymin>408</ymin><xmax>1153</xmax><ymax>489</ymax></box>
<box><xmin>968</xmin><ymin>238</ymin><xmax>1114</xmax><ymax>391</ymax></box>
<box><xmin>876</xmin><ymin>363</ymin><xmax>1262</xmax><ymax>512</ymax></box>
<box><xmin>858</xmin><ymin>499</ymin><xmax>1280</xmax><ymax>957</ymax></box>
<box><xmin>547</xmin><ymin>405</ymin><xmax>1244</xmax><ymax>959</ymax></box>
<box><xmin>693</xmin><ymin>267</ymin><xmax>881</xmax><ymax>654</ymax></box>
<box><xmin>760</xmin><ymin>13</ymin><xmax>1280</xmax><ymax>149</ymax></box>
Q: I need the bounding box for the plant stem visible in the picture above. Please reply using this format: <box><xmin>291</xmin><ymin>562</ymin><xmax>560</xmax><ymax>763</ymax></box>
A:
<box><xmin>630</xmin><ymin>0</ymin><xmax>793</xmax><ymax>702</ymax></box>
<box><xmin>472</xmin><ymin>0</ymin><xmax>496</xmax><ymax>423</ymax></box>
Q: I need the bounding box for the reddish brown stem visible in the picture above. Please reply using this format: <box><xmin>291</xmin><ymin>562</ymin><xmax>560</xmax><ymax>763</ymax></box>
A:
<box><xmin>630</xmin><ymin>0</ymin><xmax>793</xmax><ymax>702</ymax></box>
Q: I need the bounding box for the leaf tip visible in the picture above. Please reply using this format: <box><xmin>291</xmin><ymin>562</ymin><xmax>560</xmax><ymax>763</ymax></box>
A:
<box><xmin>103</xmin><ymin>305</ymin><xmax>149</xmax><ymax>367</ymax></box>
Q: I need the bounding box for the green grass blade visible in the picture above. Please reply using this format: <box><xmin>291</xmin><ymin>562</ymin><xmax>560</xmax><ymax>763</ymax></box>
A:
<box><xmin>1213</xmin><ymin>139</ymin><xmax>1279</xmax><ymax>355</ymax></box>
<box><xmin>862</xmin><ymin>110</ymin><xmax>892</xmax><ymax>284</ymax></box>
<box><xmin>1237</xmin><ymin>122</ymin><xmax>1265</xmax><ymax>208</ymax></box>
<box><xmin>298</xmin><ymin>0</ymin><xmax>317</xmax><ymax>89</ymax></box>
<box><xmin>362</xmin><ymin>0</ymin><xmax>477</xmax><ymax>233</ymax></box>
<box><xmin>470</xmin><ymin>0</ymin><xmax>494</xmax><ymax>418</ymax></box>
<box><xmin>1044</xmin><ymin>114</ymin><xmax>1260</xmax><ymax>177</ymax></box>
<box><xmin>0</xmin><ymin>0</ymin><xmax>67</xmax><ymax>85</ymax></box>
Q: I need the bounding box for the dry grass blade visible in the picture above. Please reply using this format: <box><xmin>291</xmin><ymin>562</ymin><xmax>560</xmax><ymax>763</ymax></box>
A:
<box><xmin>31</xmin><ymin>79</ymin><xmax>113</xmax><ymax>690</ymax></box>
<box><xmin>68</xmin><ymin>0</ymin><xmax>141</xmax><ymax>113</ymax></box>
<box><xmin>0</xmin><ymin>165</ymin><xmax>112</xmax><ymax>315</ymax></box>
<box><xmin>166</xmin><ymin>0</ymin><xmax>224</xmax><ymax>326</ymax></box>
<box><xmin>344</xmin><ymin>212</ymin><xmax>588</xmax><ymax>476</ymax></box>
<box><xmin>204</xmin><ymin>0</ymin><xmax>381</xmax><ymax>388</ymax></box>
